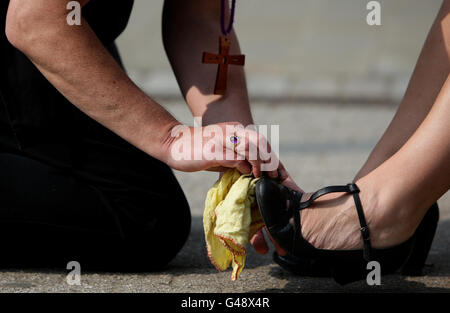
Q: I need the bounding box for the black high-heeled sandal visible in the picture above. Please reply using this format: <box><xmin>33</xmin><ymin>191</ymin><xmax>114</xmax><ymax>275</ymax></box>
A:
<box><xmin>255</xmin><ymin>178</ymin><xmax>437</xmax><ymax>285</ymax></box>
<box><xmin>401</xmin><ymin>202</ymin><xmax>439</xmax><ymax>275</ymax></box>
<box><xmin>272</xmin><ymin>203</ymin><xmax>439</xmax><ymax>279</ymax></box>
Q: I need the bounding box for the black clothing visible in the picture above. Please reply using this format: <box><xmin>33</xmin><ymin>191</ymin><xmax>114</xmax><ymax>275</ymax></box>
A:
<box><xmin>0</xmin><ymin>0</ymin><xmax>191</xmax><ymax>270</ymax></box>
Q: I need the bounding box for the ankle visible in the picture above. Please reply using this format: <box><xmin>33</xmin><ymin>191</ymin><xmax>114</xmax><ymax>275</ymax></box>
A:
<box><xmin>356</xmin><ymin>173</ymin><xmax>419</xmax><ymax>248</ymax></box>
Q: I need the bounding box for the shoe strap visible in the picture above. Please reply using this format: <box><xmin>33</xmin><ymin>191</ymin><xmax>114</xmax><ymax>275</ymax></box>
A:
<box><xmin>296</xmin><ymin>183</ymin><xmax>372</xmax><ymax>261</ymax></box>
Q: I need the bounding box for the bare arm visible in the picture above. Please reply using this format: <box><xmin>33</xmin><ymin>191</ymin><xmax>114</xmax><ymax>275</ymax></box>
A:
<box><xmin>5</xmin><ymin>0</ymin><xmax>281</xmax><ymax>178</ymax></box>
<box><xmin>5</xmin><ymin>0</ymin><xmax>179</xmax><ymax>163</ymax></box>
<box><xmin>162</xmin><ymin>0</ymin><xmax>253</xmax><ymax>126</ymax></box>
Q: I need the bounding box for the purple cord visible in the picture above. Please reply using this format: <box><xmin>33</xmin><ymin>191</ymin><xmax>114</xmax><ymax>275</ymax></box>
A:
<box><xmin>221</xmin><ymin>0</ymin><xmax>236</xmax><ymax>36</ymax></box>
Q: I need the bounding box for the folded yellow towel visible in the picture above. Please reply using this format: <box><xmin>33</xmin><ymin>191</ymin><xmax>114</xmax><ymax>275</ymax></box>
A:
<box><xmin>203</xmin><ymin>169</ymin><xmax>264</xmax><ymax>281</ymax></box>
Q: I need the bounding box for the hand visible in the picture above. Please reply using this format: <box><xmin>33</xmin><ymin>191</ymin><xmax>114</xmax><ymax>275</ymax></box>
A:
<box><xmin>251</xmin><ymin>227</ymin><xmax>288</xmax><ymax>256</ymax></box>
<box><xmin>164</xmin><ymin>122</ymin><xmax>287</xmax><ymax>178</ymax></box>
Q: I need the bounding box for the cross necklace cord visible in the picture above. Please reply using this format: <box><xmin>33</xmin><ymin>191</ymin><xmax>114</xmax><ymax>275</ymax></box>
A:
<box><xmin>202</xmin><ymin>0</ymin><xmax>245</xmax><ymax>95</ymax></box>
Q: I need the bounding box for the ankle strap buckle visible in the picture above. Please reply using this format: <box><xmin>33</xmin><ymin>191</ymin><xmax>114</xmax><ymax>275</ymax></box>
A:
<box><xmin>360</xmin><ymin>226</ymin><xmax>370</xmax><ymax>241</ymax></box>
<box><xmin>347</xmin><ymin>183</ymin><xmax>360</xmax><ymax>193</ymax></box>
<box><xmin>360</xmin><ymin>226</ymin><xmax>372</xmax><ymax>261</ymax></box>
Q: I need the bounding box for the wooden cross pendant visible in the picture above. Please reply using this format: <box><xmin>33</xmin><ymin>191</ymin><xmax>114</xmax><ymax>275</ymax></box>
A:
<box><xmin>202</xmin><ymin>36</ymin><xmax>245</xmax><ymax>95</ymax></box>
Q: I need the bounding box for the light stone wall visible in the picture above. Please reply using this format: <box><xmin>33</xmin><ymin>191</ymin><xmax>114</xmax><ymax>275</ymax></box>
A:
<box><xmin>116</xmin><ymin>0</ymin><xmax>443</xmax><ymax>102</ymax></box>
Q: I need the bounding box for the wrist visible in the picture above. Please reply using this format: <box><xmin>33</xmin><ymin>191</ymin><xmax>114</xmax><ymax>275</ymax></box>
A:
<box><xmin>158</xmin><ymin>122</ymin><xmax>186</xmax><ymax>166</ymax></box>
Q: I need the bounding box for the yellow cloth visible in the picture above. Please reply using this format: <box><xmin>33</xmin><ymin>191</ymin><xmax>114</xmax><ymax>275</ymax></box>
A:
<box><xmin>203</xmin><ymin>169</ymin><xmax>264</xmax><ymax>281</ymax></box>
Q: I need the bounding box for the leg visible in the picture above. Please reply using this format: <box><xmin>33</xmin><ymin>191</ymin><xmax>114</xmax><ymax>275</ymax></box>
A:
<box><xmin>356</xmin><ymin>0</ymin><xmax>450</xmax><ymax>180</ymax></box>
<box><xmin>0</xmin><ymin>152</ymin><xmax>191</xmax><ymax>270</ymax></box>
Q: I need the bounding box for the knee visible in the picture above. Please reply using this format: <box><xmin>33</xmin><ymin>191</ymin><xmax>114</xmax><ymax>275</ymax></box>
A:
<box><xmin>129</xmin><ymin>193</ymin><xmax>191</xmax><ymax>270</ymax></box>
<box><xmin>158</xmin><ymin>193</ymin><xmax>192</xmax><ymax>251</ymax></box>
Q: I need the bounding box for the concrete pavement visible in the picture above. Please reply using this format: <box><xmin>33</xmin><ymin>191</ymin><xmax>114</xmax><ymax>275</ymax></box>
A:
<box><xmin>0</xmin><ymin>101</ymin><xmax>448</xmax><ymax>293</ymax></box>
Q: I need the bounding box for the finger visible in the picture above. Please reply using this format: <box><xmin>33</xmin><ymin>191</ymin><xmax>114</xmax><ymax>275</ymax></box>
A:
<box><xmin>212</xmin><ymin>158</ymin><xmax>252</xmax><ymax>175</ymax></box>
<box><xmin>250</xmin><ymin>229</ymin><xmax>269</xmax><ymax>255</ymax></box>
<box><xmin>206</xmin><ymin>166</ymin><xmax>230</xmax><ymax>172</ymax></box>
<box><xmin>236</xmin><ymin>129</ymin><xmax>272</xmax><ymax>178</ymax></box>
<box><xmin>233</xmin><ymin>128</ymin><xmax>262</xmax><ymax>178</ymax></box>
<box><xmin>264</xmin><ymin>227</ymin><xmax>287</xmax><ymax>256</ymax></box>
<box><xmin>267</xmin><ymin>165</ymin><xmax>278</xmax><ymax>179</ymax></box>
<box><xmin>264</xmin><ymin>152</ymin><xmax>280</xmax><ymax>179</ymax></box>
<box><xmin>301</xmin><ymin>192</ymin><xmax>314</xmax><ymax>202</ymax></box>
<box><xmin>233</xmin><ymin>139</ymin><xmax>263</xmax><ymax>178</ymax></box>
<box><xmin>234</xmin><ymin>160</ymin><xmax>252</xmax><ymax>175</ymax></box>
<box><xmin>277</xmin><ymin>162</ymin><xmax>289</xmax><ymax>182</ymax></box>
<box><xmin>255</xmin><ymin>135</ymin><xmax>278</xmax><ymax>178</ymax></box>
<box><xmin>240</xmin><ymin>144</ymin><xmax>262</xmax><ymax>178</ymax></box>
<box><xmin>251</xmin><ymin>161</ymin><xmax>261</xmax><ymax>177</ymax></box>
<box><xmin>282</xmin><ymin>176</ymin><xmax>305</xmax><ymax>193</ymax></box>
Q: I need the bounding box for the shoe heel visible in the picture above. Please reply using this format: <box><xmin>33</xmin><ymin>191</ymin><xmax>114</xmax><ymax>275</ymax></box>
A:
<box><xmin>401</xmin><ymin>203</ymin><xmax>439</xmax><ymax>276</ymax></box>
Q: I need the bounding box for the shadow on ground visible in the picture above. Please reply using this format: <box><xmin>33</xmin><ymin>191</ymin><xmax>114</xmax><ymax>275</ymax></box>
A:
<box><xmin>0</xmin><ymin>217</ymin><xmax>448</xmax><ymax>292</ymax></box>
<box><xmin>166</xmin><ymin>216</ymin><xmax>450</xmax><ymax>292</ymax></box>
